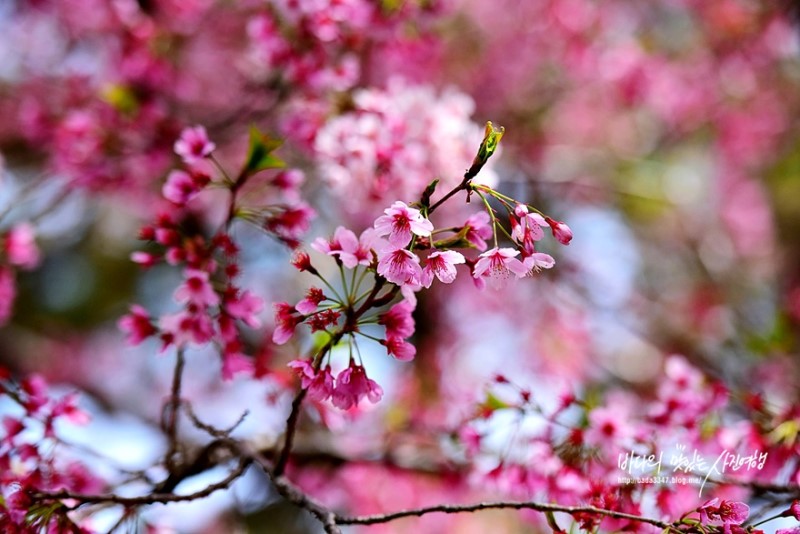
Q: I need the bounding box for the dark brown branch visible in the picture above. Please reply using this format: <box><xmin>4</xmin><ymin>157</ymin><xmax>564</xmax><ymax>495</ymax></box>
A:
<box><xmin>34</xmin><ymin>457</ymin><xmax>250</xmax><ymax>508</ymax></box>
<box><xmin>237</xmin><ymin>443</ymin><xmax>342</xmax><ymax>534</ymax></box>
<box><xmin>162</xmin><ymin>349</ymin><xmax>186</xmax><ymax>472</ymax></box>
<box><xmin>337</xmin><ymin>500</ymin><xmax>672</xmax><ymax>529</ymax></box>
<box><xmin>273</xmin><ymin>388</ymin><xmax>309</xmax><ymax>477</ymax></box>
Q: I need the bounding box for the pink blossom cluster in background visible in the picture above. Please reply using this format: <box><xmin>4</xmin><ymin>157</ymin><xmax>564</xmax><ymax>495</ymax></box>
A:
<box><xmin>1</xmin><ymin>0</ymin><xmax>800</xmax><ymax>533</ymax></box>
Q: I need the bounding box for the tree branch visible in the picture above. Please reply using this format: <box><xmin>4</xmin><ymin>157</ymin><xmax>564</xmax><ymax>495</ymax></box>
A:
<box><xmin>337</xmin><ymin>500</ymin><xmax>672</xmax><ymax>529</ymax></box>
<box><xmin>33</xmin><ymin>457</ymin><xmax>251</xmax><ymax>508</ymax></box>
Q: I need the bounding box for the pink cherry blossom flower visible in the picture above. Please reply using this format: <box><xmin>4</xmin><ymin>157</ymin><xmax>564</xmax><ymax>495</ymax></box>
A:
<box><xmin>378</xmin><ymin>300</ymin><xmax>415</xmax><ymax>339</ymax></box>
<box><xmin>383</xmin><ymin>336</ymin><xmax>416</xmax><ymax>361</ymax></box>
<box><xmin>264</xmin><ymin>203</ymin><xmax>316</xmax><ymax>247</ymax></box>
<box><xmin>4</xmin><ymin>223</ymin><xmax>40</xmax><ymax>269</ymax></box>
<box><xmin>334</xmin><ymin>228</ymin><xmax>377</xmax><ymax>268</ymax></box>
<box><xmin>698</xmin><ymin>499</ymin><xmax>750</xmax><ymax>532</ymax></box>
<box><xmin>2</xmin><ymin>417</ymin><xmax>24</xmax><ymax>444</ymax></box>
<box><xmin>131</xmin><ymin>251</ymin><xmax>159</xmax><ymax>267</ymax></box>
<box><xmin>272</xmin><ymin>302</ymin><xmax>302</xmax><ymax>345</ymax></box>
<box><xmin>511</xmin><ymin>204</ymin><xmax>546</xmax><ymax>255</ymax></box>
<box><xmin>224</xmin><ymin>289</ymin><xmax>264</xmax><ymax>328</ymax></box>
<box><xmin>373</xmin><ymin>201</ymin><xmax>433</xmax><ymax>248</ymax></box>
<box><xmin>51</xmin><ymin>392</ymin><xmax>90</xmax><ymax>425</ymax></box>
<box><xmin>162</xmin><ymin>169</ymin><xmax>208</xmax><ymax>205</ymax></box>
<box><xmin>513</xmin><ymin>204</ymin><xmax>546</xmax><ymax>242</ymax></box>
<box><xmin>313</xmin><ymin>226</ymin><xmax>376</xmax><ymax>268</ymax></box>
<box><xmin>174</xmin><ymin>125</ymin><xmax>216</xmax><ymax>165</ymax></box>
<box><xmin>545</xmin><ymin>216</ymin><xmax>573</xmax><ymax>245</ymax></box>
<box><xmin>377</xmin><ymin>247</ymin><xmax>423</xmax><ymax>286</ymax></box>
<box><xmin>296</xmin><ymin>287</ymin><xmax>325</xmax><ymax>314</ymax></box>
<box><xmin>464</xmin><ymin>211</ymin><xmax>493</xmax><ymax>251</ymax></box>
<box><xmin>159</xmin><ymin>310</ymin><xmax>215</xmax><ymax>348</ymax></box>
<box><xmin>780</xmin><ymin>500</ymin><xmax>800</xmax><ymax>520</ymax></box>
<box><xmin>288</xmin><ymin>359</ymin><xmax>334</xmax><ymax>402</ymax></box>
<box><xmin>473</xmin><ymin>247</ymin><xmax>527</xmax><ymax>286</ymax></box>
<box><xmin>291</xmin><ymin>250</ymin><xmax>316</xmax><ymax>273</ymax></box>
<box><xmin>221</xmin><ymin>344</ymin><xmax>254</xmax><ymax>381</ymax></box>
<box><xmin>522</xmin><ymin>252</ymin><xmax>555</xmax><ymax>274</ymax></box>
<box><xmin>0</xmin><ymin>267</ymin><xmax>16</xmax><ymax>327</ymax></box>
<box><xmin>777</xmin><ymin>529</ymin><xmax>800</xmax><ymax>534</ymax></box>
<box><xmin>174</xmin><ymin>269</ymin><xmax>220</xmax><ymax>308</ymax></box>
<box><xmin>332</xmin><ymin>364</ymin><xmax>383</xmax><ymax>410</ymax></box>
<box><xmin>420</xmin><ymin>250</ymin><xmax>465</xmax><ymax>287</ymax></box>
<box><xmin>118</xmin><ymin>304</ymin><xmax>157</xmax><ymax>345</ymax></box>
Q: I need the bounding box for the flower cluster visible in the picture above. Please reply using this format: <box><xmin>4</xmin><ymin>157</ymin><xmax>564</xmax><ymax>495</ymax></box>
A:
<box><xmin>314</xmin><ymin>82</ymin><xmax>499</xmax><ymax>215</ymax></box>
<box><xmin>0</xmin><ymin>372</ymin><xmax>100</xmax><ymax>531</ymax></box>
<box><xmin>119</xmin><ymin>125</ymin><xmax>312</xmax><ymax>379</ymax></box>
<box><xmin>0</xmin><ymin>224</ymin><xmax>42</xmax><ymax>327</ymax></box>
<box><xmin>275</xmin><ymin>130</ymin><xmax>572</xmax><ymax>410</ymax></box>
<box><xmin>246</xmin><ymin>0</ymin><xmax>440</xmax><ymax>96</ymax></box>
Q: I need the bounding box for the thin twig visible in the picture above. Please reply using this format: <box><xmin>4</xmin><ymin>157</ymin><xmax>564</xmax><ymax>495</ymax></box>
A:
<box><xmin>34</xmin><ymin>457</ymin><xmax>251</xmax><ymax>508</ymax></box>
<box><xmin>337</xmin><ymin>500</ymin><xmax>672</xmax><ymax>528</ymax></box>
<box><xmin>162</xmin><ymin>349</ymin><xmax>186</xmax><ymax>472</ymax></box>
<box><xmin>239</xmin><ymin>444</ymin><xmax>341</xmax><ymax>534</ymax></box>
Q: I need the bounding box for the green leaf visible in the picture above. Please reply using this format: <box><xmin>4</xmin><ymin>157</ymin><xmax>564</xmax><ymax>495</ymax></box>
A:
<box><xmin>243</xmin><ymin>126</ymin><xmax>285</xmax><ymax>176</ymax></box>
<box><xmin>100</xmin><ymin>83</ymin><xmax>139</xmax><ymax>115</ymax></box>
<box><xmin>480</xmin><ymin>391</ymin><xmax>512</xmax><ymax>414</ymax></box>
<box><xmin>473</xmin><ymin>121</ymin><xmax>505</xmax><ymax>167</ymax></box>
<box><xmin>420</xmin><ymin>178</ymin><xmax>440</xmax><ymax>210</ymax></box>
<box><xmin>432</xmin><ymin>226</ymin><xmax>472</xmax><ymax>249</ymax></box>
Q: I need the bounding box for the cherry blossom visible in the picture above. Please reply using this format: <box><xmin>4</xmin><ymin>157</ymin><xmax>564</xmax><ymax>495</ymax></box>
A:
<box><xmin>174</xmin><ymin>125</ymin><xmax>216</xmax><ymax>165</ymax></box>
<box><xmin>421</xmin><ymin>250</ymin><xmax>466</xmax><ymax>287</ymax></box>
<box><xmin>473</xmin><ymin>247</ymin><xmax>528</xmax><ymax>285</ymax></box>
<box><xmin>545</xmin><ymin>216</ymin><xmax>574</xmax><ymax>245</ymax></box>
<box><xmin>464</xmin><ymin>211</ymin><xmax>494</xmax><ymax>251</ymax></box>
<box><xmin>376</xmin><ymin>247</ymin><xmax>423</xmax><ymax>286</ymax></box>
<box><xmin>288</xmin><ymin>359</ymin><xmax>334</xmax><ymax>402</ymax></box>
<box><xmin>698</xmin><ymin>499</ymin><xmax>750</xmax><ymax>532</ymax></box>
<box><xmin>296</xmin><ymin>287</ymin><xmax>326</xmax><ymax>314</ymax></box>
<box><xmin>272</xmin><ymin>302</ymin><xmax>302</xmax><ymax>345</ymax></box>
<box><xmin>174</xmin><ymin>269</ymin><xmax>220</xmax><ymax>308</ymax></box>
<box><xmin>4</xmin><ymin>224</ymin><xmax>40</xmax><ymax>269</ymax></box>
<box><xmin>332</xmin><ymin>364</ymin><xmax>383</xmax><ymax>410</ymax></box>
<box><xmin>118</xmin><ymin>305</ymin><xmax>157</xmax><ymax>345</ymax></box>
<box><xmin>373</xmin><ymin>201</ymin><xmax>434</xmax><ymax>248</ymax></box>
<box><xmin>378</xmin><ymin>300</ymin><xmax>415</xmax><ymax>339</ymax></box>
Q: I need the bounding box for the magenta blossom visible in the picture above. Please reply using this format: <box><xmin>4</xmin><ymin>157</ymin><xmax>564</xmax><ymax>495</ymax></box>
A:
<box><xmin>378</xmin><ymin>300</ymin><xmax>415</xmax><ymax>339</ymax></box>
<box><xmin>296</xmin><ymin>287</ymin><xmax>325</xmax><ymax>314</ymax></box>
<box><xmin>288</xmin><ymin>359</ymin><xmax>334</xmax><ymax>402</ymax></box>
<box><xmin>376</xmin><ymin>247</ymin><xmax>423</xmax><ymax>286</ymax></box>
<box><xmin>373</xmin><ymin>201</ymin><xmax>433</xmax><ymax>248</ymax></box>
<box><xmin>383</xmin><ymin>336</ymin><xmax>416</xmax><ymax>361</ymax></box>
<box><xmin>511</xmin><ymin>204</ymin><xmax>546</xmax><ymax>255</ymax></box>
<box><xmin>0</xmin><ymin>267</ymin><xmax>15</xmax><ymax>327</ymax></box>
<box><xmin>464</xmin><ymin>211</ymin><xmax>493</xmax><ymax>251</ymax></box>
<box><xmin>174</xmin><ymin>269</ymin><xmax>220</xmax><ymax>308</ymax></box>
<box><xmin>332</xmin><ymin>364</ymin><xmax>383</xmax><ymax>410</ymax></box>
<box><xmin>118</xmin><ymin>305</ymin><xmax>157</xmax><ymax>345</ymax></box>
<box><xmin>473</xmin><ymin>247</ymin><xmax>527</xmax><ymax>287</ymax></box>
<box><xmin>159</xmin><ymin>310</ymin><xmax>215</xmax><ymax>348</ymax></box>
<box><xmin>224</xmin><ymin>289</ymin><xmax>264</xmax><ymax>328</ymax></box>
<box><xmin>221</xmin><ymin>345</ymin><xmax>254</xmax><ymax>381</ymax></box>
<box><xmin>522</xmin><ymin>252</ymin><xmax>555</xmax><ymax>274</ymax></box>
<box><xmin>4</xmin><ymin>223</ymin><xmax>40</xmax><ymax>269</ymax></box>
<box><xmin>698</xmin><ymin>499</ymin><xmax>750</xmax><ymax>533</ymax></box>
<box><xmin>312</xmin><ymin>226</ymin><xmax>376</xmax><ymax>268</ymax></box>
<box><xmin>420</xmin><ymin>250</ymin><xmax>465</xmax><ymax>287</ymax></box>
<box><xmin>162</xmin><ymin>169</ymin><xmax>209</xmax><ymax>205</ymax></box>
<box><xmin>174</xmin><ymin>125</ymin><xmax>216</xmax><ymax>165</ymax></box>
<box><xmin>272</xmin><ymin>302</ymin><xmax>302</xmax><ymax>345</ymax></box>
<box><xmin>545</xmin><ymin>216</ymin><xmax>573</xmax><ymax>245</ymax></box>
